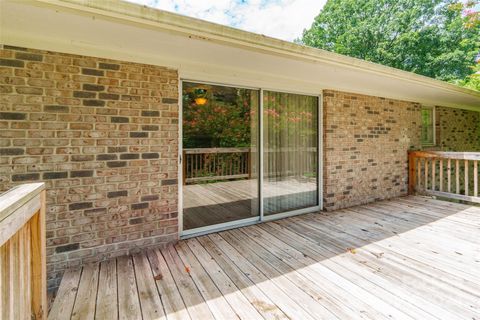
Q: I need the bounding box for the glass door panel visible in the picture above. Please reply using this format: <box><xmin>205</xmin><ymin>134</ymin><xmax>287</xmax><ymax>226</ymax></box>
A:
<box><xmin>263</xmin><ymin>91</ymin><xmax>318</xmax><ymax>215</ymax></box>
<box><xmin>182</xmin><ymin>81</ymin><xmax>259</xmax><ymax>231</ymax></box>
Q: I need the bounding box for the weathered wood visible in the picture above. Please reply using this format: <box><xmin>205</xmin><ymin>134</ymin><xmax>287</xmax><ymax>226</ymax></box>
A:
<box><xmin>31</xmin><ymin>189</ymin><xmax>47</xmax><ymax>320</ymax></box>
<box><xmin>409</xmin><ymin>151</ymin><xmax>480</xmax><ymax>204</ymax></box>
<box><xmin>48</xmin><ymin>269</ymin><xmax>81</xmax><ymax>320</ymax></box>
<box><xmin>408</xmin><ymin>152</ymin><xmax>416</xmax><ymax>194</ymax></box>
<box><xmin>474</xmin><ymin>161</ymin><xmax>478</xmax><ymax>197</ymax></box>
<box><xmin>50</xmin><ymin>196</ymin><xmax>480</xmax><ymax>320</ymax></box>
<box><xmin>71</xmin><ymin>264</ymin><xmax>99</xmax><ymax>320</ymax></box>
<box><xmin>132</xmin><ymin>253</ymin><xmax>165</xmax><ymax>319</ymax></box>
<box><xmin>117</xmin><ymin>256</ymin><xmax>141</xmax><ymax>320</ymax></box>
<box><xmin>0</xmin><ymin>183</ymin><xmax>44</xmax><ymax>223</ymax></box>
<box><xmin>95</xmin><ymin>259</ymin><xmax>117</xmax><ymax>320</ymax></box>
<box><xmin>146</xmin><ymin>249</ymin><xmax>191</xmax><ymax>320</ymax></box>
<box><xmin>0</xmin><ymin>183</ymin><xmax>46</xmax><ymax>320</ymax></box>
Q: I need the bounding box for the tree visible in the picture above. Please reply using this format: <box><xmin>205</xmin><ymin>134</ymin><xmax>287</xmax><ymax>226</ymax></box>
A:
<box><xmin>300</xmin><ymin>0</ymin><xmax>480</xmax><ymax>83</ymax></box>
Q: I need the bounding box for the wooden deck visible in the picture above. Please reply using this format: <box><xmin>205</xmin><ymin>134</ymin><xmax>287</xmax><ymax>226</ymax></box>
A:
<box><xmin>183</xmin><ymin>178</ymin><xmax>316</xmax><ymax>230</ymax></box>
<box><xmin>49</xmin><ymin>196</ymin><xmax>480</xmax><ymax>320</ymax></box>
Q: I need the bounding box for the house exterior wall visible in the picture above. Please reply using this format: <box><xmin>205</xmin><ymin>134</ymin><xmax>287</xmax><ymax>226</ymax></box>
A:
<box><xmin>0</xmin><ymin>45</ymin><xmax>479</xmax><ymax>289</ymax></box>
<box><xmin>434</xmin><ymin>106</ymin><xmax>480</xmax><ymax>151</ymax></box>
<box><xmin>322</xmin><ymin>90</ymin><xmax>423</xmax><ymax>211</ymax></box>
<box><xmin>0</xmin><ymin>46</ymin><xmax>179</xmax><ymax>289</ymax></box>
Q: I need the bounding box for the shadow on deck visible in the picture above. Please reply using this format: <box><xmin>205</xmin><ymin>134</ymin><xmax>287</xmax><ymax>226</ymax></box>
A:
<box><xmin>49</xmin><ymin>195</ymin><xmax>480</xmax><ymax>320</ymax></box>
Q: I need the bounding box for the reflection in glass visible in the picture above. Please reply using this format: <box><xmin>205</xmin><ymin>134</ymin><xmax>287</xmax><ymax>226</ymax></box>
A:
<box><xmin>263</xmin><ymin>91</ymin><xmax>318</xmax><ymax>215</ymax></box>
<box><xmin>182</xmin><ymin>82</ymin><xmax>259</xmax><ymax>230</ymax></box>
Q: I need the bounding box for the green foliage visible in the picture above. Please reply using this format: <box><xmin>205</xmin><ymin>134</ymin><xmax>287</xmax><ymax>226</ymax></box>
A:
<box><xmin>300</xmin><ymin>0</ymin><xmax>480</xmax><ymax>83</ymax></box>
<box><xmin>182</xmin><ymin>88</ymin><xmax>255</xmax><ymax>148</ymax></box>
<box><xmin>458</xmin><ymin>63</ymin><xmax>480</xmax><ymax>90</ymax></box>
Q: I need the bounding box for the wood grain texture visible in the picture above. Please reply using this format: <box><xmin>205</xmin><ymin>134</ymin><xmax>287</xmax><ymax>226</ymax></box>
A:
<box><xmin>49</xmin><ymin>196</ymin><xmax>480</xmax><ymax>320</ymax></box>
<box><xmin>0</xmin><ymin>184</ymin><xmax>46</xmax><ymax>320</ymax></box>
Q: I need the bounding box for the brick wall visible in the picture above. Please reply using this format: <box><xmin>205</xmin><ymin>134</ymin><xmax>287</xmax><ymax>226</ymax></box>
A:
<box><xmin>0</xmin><ymin>45</ymin><xmax>179</xmax><ymax>289</ymax></box>
<box><xmin>435</xmin><ymin>106</ymin><xmax>480</xmax><ymax>151</ymax></box>
<box><xmin>323</xmin><ymin>90</ymin><xmax>422</xmax><ymax>211</ymax></box>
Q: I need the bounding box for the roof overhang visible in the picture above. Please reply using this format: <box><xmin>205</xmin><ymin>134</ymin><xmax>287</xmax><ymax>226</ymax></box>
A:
<box><xmin>1</xmin><ymin>0</ymin><xmax>479</xmax><ymax>110</ymax></box>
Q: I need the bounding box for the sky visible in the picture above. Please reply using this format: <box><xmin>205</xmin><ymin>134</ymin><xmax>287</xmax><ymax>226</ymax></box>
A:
<box><xmin>127</xmin><ymin>0</ymin><xmax>328</xmax><ymax>42</ymax></box>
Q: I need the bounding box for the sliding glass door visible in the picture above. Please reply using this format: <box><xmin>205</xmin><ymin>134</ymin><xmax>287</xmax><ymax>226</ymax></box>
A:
<box><xmin>182</xmin><ymin>81</ymin><xmax>259</xmax><ymax>231</ymax></box>
<box><xmin>181</xmin><ymin>81</ymin><xmax>320</xmax><ymax>234</ymax></box>
<box><xmin>263</xmin><ymin>91</ymin><xmax>319</xmax><ymax>216</ymax></box>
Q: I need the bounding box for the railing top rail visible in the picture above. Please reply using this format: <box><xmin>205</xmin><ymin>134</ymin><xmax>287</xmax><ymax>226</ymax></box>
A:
<box><xmin>183</xmin><ymin>147</ymin><xmax>318</xmax><ymax>154</ymax></box>
<box><xmin>409</xmin><ymin>151</ymin><xmax>480</xmax><ymax>161</ymax></box>
<box><xmin>0</xmin><ymin>183</ymin><xmax>45</xmax><ymax>225</ymax></box>
<box><xmin>184</xmin><ymin>147</ymin><xmax>251</xmax><ymax>154</ymax></box>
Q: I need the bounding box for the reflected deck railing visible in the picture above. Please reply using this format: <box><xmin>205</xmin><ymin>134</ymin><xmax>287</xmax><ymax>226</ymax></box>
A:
<box><xmin>182</xmin><ymin>147</ymin><xmax>318</xmax><ymax>185</ymax></box>
<box><xmin>182</xmin><ymin>148</ymin><xmax>252</xmax><ymax>184</ymax></box>
<box><xmin>408</xmin><ymin>151</ymin><xmax>480</xmax><ymax>204</ymax></box>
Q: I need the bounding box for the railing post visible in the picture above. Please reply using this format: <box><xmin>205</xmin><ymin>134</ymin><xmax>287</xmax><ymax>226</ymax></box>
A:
<box><xmin>182</xmin><ymin>150</ymin><xmax>186</xmax><ymax>185</ymax></box>
<box><xmin>31</xmin><ymin>189</ymin><xmax>47</xmax><ymax>319</ymax></box>
<box><xmin>408</xmin><ymin>151</ymin><xmax>416</xmax><ymax>195</ymax></box>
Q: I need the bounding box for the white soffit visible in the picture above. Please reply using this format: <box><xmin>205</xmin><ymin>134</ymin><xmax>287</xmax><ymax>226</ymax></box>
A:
<box><xmin>1</xmin><ymin>0</ymin><xmax>479</xmax><ymax>110</ymax></box>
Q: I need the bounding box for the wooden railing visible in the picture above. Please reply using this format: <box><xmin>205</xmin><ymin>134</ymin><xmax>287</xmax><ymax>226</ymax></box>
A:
<box><xmin>0</xmin><ymin>183</ymin><xmax>47</xmax><ymax>320</ymax></box>
<box><xmin>183</xmin><ymin>148</ymin><xmax>251</xmax><ymax>184</ymax></box>
<box><xmin>182</xmin><ymin>147</ymin><xmax>318</xmax><ymax>185</ymax></box>
<box><xmin>409</xmin><ymin>151</ymin><xmax>480</xmax><ymax>204</ymax></box>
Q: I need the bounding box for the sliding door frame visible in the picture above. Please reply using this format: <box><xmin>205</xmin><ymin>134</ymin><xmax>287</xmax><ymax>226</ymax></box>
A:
<box><xmin>179</xmin><ymin>79</ymin><xmax>323</xmax><ymax>238</ymax></box>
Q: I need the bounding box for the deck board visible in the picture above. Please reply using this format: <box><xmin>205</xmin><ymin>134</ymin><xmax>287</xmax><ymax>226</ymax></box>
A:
<box><xmin>50</xmin><ymin>196</ymin><xmax>480</xmax><ymax>320</ymax></box>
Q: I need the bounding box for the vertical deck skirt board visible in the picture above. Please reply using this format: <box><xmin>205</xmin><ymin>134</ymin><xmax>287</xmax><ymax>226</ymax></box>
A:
<box><xmin>146</xmin><ymin>250</ymin><xmax>191</xmax><ymax>320</ymax></box>
<box><xmin>95</xmin><ymin>259</ymin><xmax>118</xmax><ymax>320</ymax></box>
<box><xmin>132</xmin><ymin>254</ymin><xmax>165</xmax><ymax>319</ymax></box>
<box><xmin>117</xmin><ymin>256</ymin><xmax>142</xmax><ymax>320</ymax></box>
<box><xmin>49</xmin><ymin>196</ymin><xmax>480</xmax><ymax>319</ymax></box>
